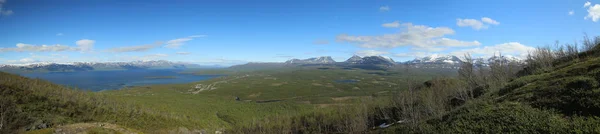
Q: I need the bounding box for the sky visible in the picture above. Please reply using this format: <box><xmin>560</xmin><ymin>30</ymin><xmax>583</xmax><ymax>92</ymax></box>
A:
<box><xmin>0</xmin><ymin>0</ymin><xmax>599</xmax><ymax>66</ymax></box>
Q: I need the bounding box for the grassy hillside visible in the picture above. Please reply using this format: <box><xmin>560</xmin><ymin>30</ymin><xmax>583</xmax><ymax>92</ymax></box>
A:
<box><xmin>99</xmin><ymin>66</ymin><xmax>455</xmax><ymax>132</ymax></box>
<box><xmin>14</xmin><ymin>40</ymin><xmax>600</xmax><ymax>133</ymax></box>
<box><xmin>382</xmin><ymin>37</ymin><xmax>600</xmax><ymax>133</ymax></box>
<box><xmin>1</xmin><ymin>61</ymin><xmax>457</xmax><ymax>133</ymax></box>
<box><xmin>0</xmin><ymin>71</ymin><xmax>217</xmax><ymax>133</ymax></box>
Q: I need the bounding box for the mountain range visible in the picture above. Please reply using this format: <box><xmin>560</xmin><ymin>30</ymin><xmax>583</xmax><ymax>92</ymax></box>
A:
<box><xmin>0</xmin><ymin>55</ymin><xmax>525</xmax><ymax>72</ymax></box>
<box><xmin>283</xmin><ymin>55</ymin><xmax>397</xmax><ymax>65</ymax></box>
<box><xmin>0</xmin><ymin>60</ymin><xmax>213</xmax><ymax>73</ymax></box>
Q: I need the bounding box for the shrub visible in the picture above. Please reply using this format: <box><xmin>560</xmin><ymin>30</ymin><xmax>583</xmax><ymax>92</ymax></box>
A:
<box><xmin>431</xmin><ymin>101</ymin><xmax>570</xmax><ymax>133</ymax></box>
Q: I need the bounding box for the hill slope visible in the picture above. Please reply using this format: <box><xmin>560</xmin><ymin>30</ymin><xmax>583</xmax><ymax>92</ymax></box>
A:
<box><xmin>0</xmin><ymin>71</ymin><xmax>193</xmax><ymax>133</ymax></box>
<box><xmin>388</xmin><ymin>44</ymin><xmax>600</xmax><ymax>133</ymax></box>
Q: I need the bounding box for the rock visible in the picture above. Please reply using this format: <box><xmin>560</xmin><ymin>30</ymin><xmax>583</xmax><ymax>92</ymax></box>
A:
<box><xmin>37</xmin><ymin>123</ymin><xmax>48</xmax><ymax>129</ymax></box>
<box><xmin>178</xmin><ymin>127</ymin><xmax>191</xmax><ymax>133</ymax></box>
<box><xmin>54</xmin><ymin>128</ymin><xmax>63</xmax><ymax>133</ymax></box>
<box><xmin>192</xmin><ymin>129</ymin><xmax>207</xmax><ymax>134</ymax></box>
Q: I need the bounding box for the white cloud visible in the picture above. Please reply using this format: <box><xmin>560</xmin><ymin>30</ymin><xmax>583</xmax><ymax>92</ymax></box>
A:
<box><xmin>379</xmin><ymin>6</ymin><xmax>390</xmax><ymax>12</ymax></box>
<box><xmin>151</xmin><ymin>53</ymin><xmax>168</xmax><ymax>57</ymax></box>
<box><xmin>165</xmin><ymin>38</ymin><xmax>192</xmax><ymax>48</ymax></box>
<box><xmin>0</xmin><ymin>0</ymin><xmax>13</xmax><ymax>16</ymax></box>
<box><xmin>481</xmin><ymin>17</ymin><xmax>500</xmax><ymax>25</ymax></box>
<box><xmin>457</xmin><ymin>18</ymin><xmax>486</xmax><ymax>30</ymax></box>
<box><xmin>176</xmin><ymin>52</ymin><xmax>191</xmax><ymax>55</ymax></box>
<box><xmin>585</xmin><ymin>1</ymin><xmax>591</xmax><ymax>7</ymax></box>
<box><xmin>130</xmin><ymin>53</ymin><xmax>169</xmax><ymax>61</ymax></box>
<box><xmin>585</xmin><ymin>4</ymin><xmax>600</xmax><ymax>22</ymax></box>
<box><xmin>355</xmin><ymin>50</ymin><xmax>389</xmax><ymax>56</ymax></box>
<box><xmin>337</xmin><ymin>22</ymin><xmax>480</xmax><ymax>51</ymax></box>
<box><xmin>431</xmin><ymin>38</ymin><xmax>481</xmax><ymax>47</ymax></box>
<box><xmin>313</xmin><ymin>39</ymin><xmax>329</xmax><ymax>45</ymax></box>
<box><xmin>107</xmin><ymin>42</ymin><xmax>162</xmax><ymax>52</ymax></box>
<box><xmin>382</xmin><ymin>21</ymin><xmax>400</xmax><ymax>28</ymax></box>
<box><xmin>569</xmin><ymin>10</ymin><xmax>575</xmax><ymax>15</ymax></box>
<box><xmin>1</xmin><ymin>10</ymin><xmax>12</xmax><ymax>16</ymax></box>
<box><xmin>457</xmin><ymin>17</ymin><xmax>499</xmax><ymax>30</ymax></box>
<box><xmin>5</xmin><ymin>58</ymin><xmax>38</xmax><ymax>64</ymax></box>
<box><xmin>0</xmin><ymin>43</ymin><xmax>69</xmax><ymax>52</ymax></box>
<box><xmin>164</xmin><ymin>35</ymin><xmax>206</xmax><ymax>49</ymax></box>
<box><xmin>56</xmin><ymin>33</ymin><xmax>63</xmax><ymax>36</ymax></box>
<box><xmin>19</xmin><ymin>58</ymin><xmax>36</xmax><ymax>63</ymax></box>
<box><xmin>3</xmin><ymin>53</ymin><xmax>76</xmax><ymax>64</ymax></box>
<box><xmin>0</xmin><ymin>39</ymin><xmax>96</xmax><ymax>53</ymax></box>
<box><xmin>449</xmin><ymin>42</ymin><xmax>535</xmax><ymax>58</ymax></box>
<box><xmin>393</xmin><ymin>52</ymin><xmax>431</xmax><ymax>58</ymax></box>
<box><xmin>75</xmin><ymin>39</ymin><xmax>95</xmax><ymax>51</ymax></box>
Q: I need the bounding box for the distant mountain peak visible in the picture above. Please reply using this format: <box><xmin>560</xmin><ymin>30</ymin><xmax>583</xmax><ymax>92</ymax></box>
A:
<box><xmin>487</xmin><ymin>55</ymin><xmax>523</xmax><ymax>63</ymax></box>
<box><xmin>409</xmin><ymin>54</ymin><xmax>462</xmax><ymax>64</ymax></box>
<box><xmin>285</xmin><ymin>56</ymin><xmax>336</xmax><ymax>64</ymax></box>
<box><xmin>345</xmin><ymin>55</ymin><xmax>363</xmax><ymax>63</ymax></box>
<box><xmin>404</xmin><ymin>54</ymin><xmax>526</xmax><ymax>67</ymax></box>
<box><xmin>343</xmin><ymin>55</ymin><xmax>395</xmax><ymax>66</ymax></box>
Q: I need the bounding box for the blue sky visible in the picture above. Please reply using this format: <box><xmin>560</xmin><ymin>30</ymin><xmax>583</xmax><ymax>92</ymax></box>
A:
<box><xmin>0</xmin><ymin>0</ymin><xmax>599</xmax><ymax>66</ymax></box>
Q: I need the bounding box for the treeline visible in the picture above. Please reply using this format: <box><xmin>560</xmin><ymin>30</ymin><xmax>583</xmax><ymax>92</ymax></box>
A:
<box><xmin>230</xmin><ymin>35</ymin><xmax>600</xmax><ymax>133</ymax></box>
<box><xmin>521</xmin><ymin>35</ymin><xmax>600</xmax><ymax>76</ymax></box>
<box><xmin>390</xmin><ymin>35</ymin><xmax>600</xmax><ymax>133</ymax></box>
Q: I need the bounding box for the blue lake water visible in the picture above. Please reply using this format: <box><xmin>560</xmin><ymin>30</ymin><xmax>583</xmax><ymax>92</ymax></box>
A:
<box><xmin>334</xmin><ymin>79</ymin><xmax>359</xmax><ymax>83</ymax></box>
<box><xmin>21</xmin><ymin>69</ymin><xmax>222</xmax><ymax>91</ymax></box>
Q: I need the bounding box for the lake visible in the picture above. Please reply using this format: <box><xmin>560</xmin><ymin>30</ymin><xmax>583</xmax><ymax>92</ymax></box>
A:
<box><xmin>21</xmin><ymin>69</ymin><xmax>222</xmax><ymax>91</ymax></box>
<box><xmin>334</xmin><ymin>79</ymin><xmax>359</xmax><ymax>84</ymax></box>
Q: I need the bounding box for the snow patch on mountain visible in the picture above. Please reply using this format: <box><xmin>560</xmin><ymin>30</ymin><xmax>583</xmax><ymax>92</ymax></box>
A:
<box><xmin>285</xmin><ymin>56</ymin><xmax>336</xmax><ymax>64</ymax></box>
<box><xmin>404</xmin><ymin>53</ymin><xmax>526</xmax><ymax>66</ymax></box>
<box><xmin>344</xmin><ymin>55</ymin><xmax>395</xmax><ymax>65</ymax></box>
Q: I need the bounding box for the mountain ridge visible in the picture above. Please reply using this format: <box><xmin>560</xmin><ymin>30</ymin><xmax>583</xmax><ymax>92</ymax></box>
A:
<box><xmin>285</xmin><ymin>56</ymin><xmax>336</xmax><ymax>64</ymax></box>
<box><xmin>1</xmin><ymin>55</ymin><xmax>528</xmax><ymax>73</ymax></box>
<box><xmin>0</xmin><ymin>60</ymin><xmax>212</xmax><ymax>73</ymax></box>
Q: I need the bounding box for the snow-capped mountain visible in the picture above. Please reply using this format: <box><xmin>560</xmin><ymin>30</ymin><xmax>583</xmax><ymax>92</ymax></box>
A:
<box><xmin>0</xmin><ymin>60</ymin><xmax>207</xmax><ymax>72</ymax></box>
<box><xmin>345</xmin><ymin>55</ymin><xmax>396</xmax><ymax>65</ymax></box>
<box><xmin>345</xmin><ymin>55</ymin><xmax>363</xmax><ymax>64</ymax></box>
<box><xmin>403</xmin><ymin>54</ymin><xmax>525</xmax><ymax>69</ymax></box>
<box><xmin>406</xmin><ymin>54</ymin><xmax>463</xmax><ymax>64</ymax></box>
<box><xmin>487</xmin><ymin>55</ymin><xmax>523</xmax><ymax>64</ymax></box>
<box><xmin>285</xmin><ymin>56</ymin><xmax>336</xmax><ymax>64</ymax></box>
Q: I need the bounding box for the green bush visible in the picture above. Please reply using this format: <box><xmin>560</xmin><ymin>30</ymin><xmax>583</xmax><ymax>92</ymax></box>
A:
<box><xmin>570</xmin><ymin>116</ymin><xmax>600</xmax><ymax>133</ymax></box>
<box><xmin>430</xmin><ymin>101</ymin><xmax>570</xmax><ymax>133</ymax></box>
<box><xmin>0</xmin><ymin>72</ymin><xmax>187</xmax><ymax>133</ymax></box>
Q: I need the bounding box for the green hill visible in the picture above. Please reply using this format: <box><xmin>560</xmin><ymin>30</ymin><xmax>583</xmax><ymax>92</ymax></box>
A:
<box><xmin>0</xmin><ymin>71</ymin><xmax>204</xmax><ymax>133</ymax></box>
<box><xmin>383</xmin><ymin>38</ymin><xmax>600</xmax><ymax>133</ymax></box>
<box><xmin>4</xmin><ymin>37</ymin><xmax>600</xmax><ymax>133</ymax></box>
<box><xmin>1</xmin><ymin>65</ymin><xmax>454</xmax><ymax>133</ymax></box>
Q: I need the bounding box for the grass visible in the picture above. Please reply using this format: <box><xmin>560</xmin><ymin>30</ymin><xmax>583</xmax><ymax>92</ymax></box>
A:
<box><xmin>6</xmin><ymin>36</ymin><xmax>600</xmax><ymax>133</ymax></box>
<box><xmin>0</xmin><ymin>71</ymin><xmax>242</xmax><ymax>133</ymax></box>
<box><xmin>497</xmin><ymin>54</ymin><xmax>600</xmax><ymax>116</ymax></box>
<box><xmin>1</xmin><ymin>62</ymin><xmax>461</xmax><ymax>133</ymax></box>
<box><xmin>102</xmin><ymin>86</ymin><xmax>316</xmax><ymax>130</ymax></box>
<box><xmin>379</xmin><ymin>37</ymin><xmax>600</xmax><ymax>133</ymax></box>
<box><xmin>98</xmin><ymin>66</ymin><xmax>452</xmax><ymax>131</ymax></box>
